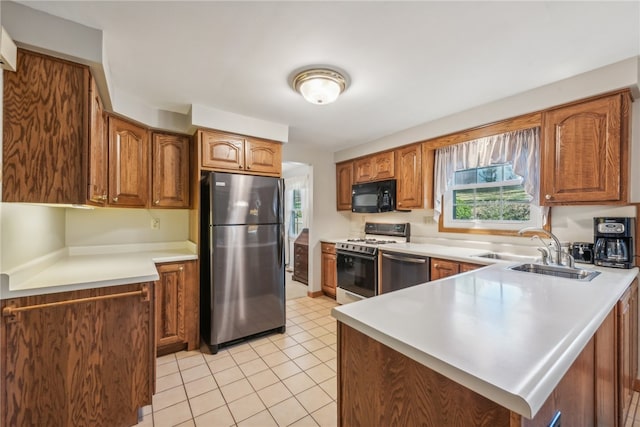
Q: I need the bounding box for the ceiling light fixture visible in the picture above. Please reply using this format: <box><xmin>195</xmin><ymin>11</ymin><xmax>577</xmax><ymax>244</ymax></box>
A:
<box><xmin>292</xmin><ymin>68</ymin><xmax>347</xmax><ymax>105</ymax></box>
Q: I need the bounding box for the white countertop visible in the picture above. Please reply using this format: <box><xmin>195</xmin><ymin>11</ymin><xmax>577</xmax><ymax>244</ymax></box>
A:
<box><xmin>0</xmin><ymin>241</ymin><xmax>198</xmax><ymax>299</ymax></box>
<box><xmin>332</xmin><ymin>260</ymin><xmax>638</xmax><ymax>419</ymax></box>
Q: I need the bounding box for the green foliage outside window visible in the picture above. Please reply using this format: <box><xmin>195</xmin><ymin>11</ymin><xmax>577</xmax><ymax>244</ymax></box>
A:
<box><xmin>452</xmin><ymin>164</ymin><xmax>530</xmax><ymax>222</ymax></box>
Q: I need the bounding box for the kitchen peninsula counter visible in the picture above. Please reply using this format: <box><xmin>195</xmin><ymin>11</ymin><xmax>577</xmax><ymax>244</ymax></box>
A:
<box><xmin>332</xmin><ymin>262</ymin><xmax>638</xmax><ymax>422</ymax></box>
<box><xmin>0</xmin><ymin>241</ymin><xmax>197</xmax><ymax>299</ymax></box>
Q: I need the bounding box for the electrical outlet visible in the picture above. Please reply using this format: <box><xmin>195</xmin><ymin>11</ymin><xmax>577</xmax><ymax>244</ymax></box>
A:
<box><xmin>151</xmin><ymin>218</ymin><xmax>160</xmax><ymax>229</ymax></box>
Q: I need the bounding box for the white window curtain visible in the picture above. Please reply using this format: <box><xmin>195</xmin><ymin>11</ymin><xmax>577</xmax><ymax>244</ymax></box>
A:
<box><xmin>433</xmin><ymin>127</ymin><xmax>540</xmax><ymax>221</ymax></box>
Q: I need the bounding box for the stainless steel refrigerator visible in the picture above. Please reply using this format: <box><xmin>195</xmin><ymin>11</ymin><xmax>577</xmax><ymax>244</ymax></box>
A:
<box><xmin>200</xmin><ymin>172</ymin><xmax>286</xmax><ymax>354</ymax></box>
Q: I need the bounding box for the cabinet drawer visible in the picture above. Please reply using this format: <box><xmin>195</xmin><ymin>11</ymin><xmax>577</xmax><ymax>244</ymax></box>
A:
<box><xmin>321</xmin><ymin>242</ymin><xmax>336</xmax><ymax>254</ymax></box>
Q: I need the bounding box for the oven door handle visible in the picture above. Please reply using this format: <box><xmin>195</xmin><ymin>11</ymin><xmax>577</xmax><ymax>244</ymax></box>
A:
<box><xmin>336</xmin><ymin>250</ymin><xmax>377</xmax><ymax>261</ymax></box>
<box><xmin>381</xmin><ymin>253</ymin><xmax>427</xmax><ymax>264</ymax></box>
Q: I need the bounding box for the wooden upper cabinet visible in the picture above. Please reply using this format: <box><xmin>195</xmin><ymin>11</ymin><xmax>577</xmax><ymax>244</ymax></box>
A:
<box><xmin>245</xmin><ymin>138</ymin><xmax>282</xmax><ymax>176</ymax></box>
<box><xmin>87</xmin><ymin>76</ymin><xmax>108</xmax><ymax>206</ymax></box>
<box><xmin>541</xmin><ymin>91</ymin><xmax>631</xmax><ymax>205</ymax></box>
<box><xmin>201</xmin><ymin>130</ymin><xmax>245</xmax><ymax>171</ymax></box>
<box><xmin>2</xmin><ymin>49</ymin><xmax>89</xmax><ymax>204</ymax></box>
<box><xmin>152</xmin><ymin>133</ymin><xmax>190</xmax><ymax>208</ymax></box>
<box><xmin>354</xmin><ymin>151</ymin><xmax>395</xmax><ymax>183</ymax></box>
<box><xmin>200</xmin><ymin>129</ymin><xmax>282</xmax><ymax>177</ymax></box>
<box><xmin>395</xmin><ymin>144</ymin><xmax>423</xmax><ymax>209</ymax></box>
<box><xmin>336</xmin><ymin>161</ymin><xmax>353</xmax><ymax>211</ymax></box>
<box><xmin>108</xmin><ymin>116</ymin><xmax>150</xmax><ymax>207</ymax></box>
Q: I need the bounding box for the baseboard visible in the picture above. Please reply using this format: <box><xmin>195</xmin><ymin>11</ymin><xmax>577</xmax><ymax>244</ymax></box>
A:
<box><xmin>307</xmin><ymin>290</ymin><xmax>324</xmax><ymax>298</ymax></box>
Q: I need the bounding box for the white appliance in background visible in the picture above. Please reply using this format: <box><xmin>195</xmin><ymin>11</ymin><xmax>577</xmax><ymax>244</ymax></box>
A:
<box><xmin>335</xmin><ymin>222</ymin><xmax>410</xmax><ymax>305</ymax></box>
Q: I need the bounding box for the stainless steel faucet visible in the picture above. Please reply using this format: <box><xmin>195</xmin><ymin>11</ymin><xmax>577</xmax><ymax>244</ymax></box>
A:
<box><xmin>518</xmin><ymin>227</ymin><xmax>563</xmax><ymax>266</ymax></box>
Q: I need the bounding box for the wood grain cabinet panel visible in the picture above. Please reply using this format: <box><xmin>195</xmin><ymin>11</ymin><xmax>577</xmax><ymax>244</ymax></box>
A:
<box><xmin>321</xmin><ymin>242</ymin><xmax>337</xmax><ymax>298</ymax></box>
<box><xmin>459</xmin><ymin>262</ymin><xmax>483</xmax><ymax>273</ymax></box>
<box><xmin>245</xmin><ymin>139</ymin><xmax>282</xmax><ymax>176</ymax></box>
<box><xmin>354</xmin><ymin>151</ymin><xmax>395</xmax><ymax>183</ymax></box>
<box><xmin>336</xmin><ymin>161</ymin><xmax>353</xmax><ymax>211</ymax></box>
<box><xmin>541</xmin><ymin>91</ymin><xmax>631</xmax><ymax>205</ymax></box>
<box><xmin>152</xmin><ymin>133</ymin><xmax>191</xmax><ymax>208</ymax></box>
<box><xmin>395</xmin><ymin>144</ymin><xmax>423</xmax><ymax>209</ymax></box>
<box><xmin>108</xmin><ymin>116</ymin><xmax>150</xmax><ymax>207</ymax></box>
<box><xmin>2</xmin><ymin>49</ymin><xmax>89</xmax><ymax>204</ymax></box>
<box><xmin>0</xmin><ymin>283</ymin><xmax>154</xmax><ymax>427</ymax></box>
<box><xmin>430</xmin><ymin>258</ymin><xmax>460</xmax><ymax>280</ymax></box>
<box><xmin>199</xmin><ymin>129</ymin><xmax>282</xmax><ymax>177</ymax></box>
<box><xmin>155</xmin><ymin>261</ymin><xmax>198</xmax><ymax>355</ymax></box>
<box><xmin>618</xmin><ymin>279</ymin><xmax>638</xmax><ymax>425</ymax></box>
<box><xmin>87</xmin><ymin>75</ymin><xmax>108</xmax><ymax>206</ymax></box>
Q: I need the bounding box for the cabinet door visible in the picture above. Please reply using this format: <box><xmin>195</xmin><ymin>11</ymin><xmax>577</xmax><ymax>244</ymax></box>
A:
<box><xmin>201</xmin><ymin>130</ymin><xmax>245</xmax><ymax>171</ymax></box>
<box><xmin>245</xmin><ymin>138</ymin><xmax>282</xmax><ymax>176</ymax></box>
<box><xmin>336</xmin><ymin>162</ymin><xmax>353</xmax><ymax>211</ymax></box>
<box><xmin>396</xmin><ymin>144</ymin><xmax>423</xmax><ymax>209</ymax></box>
<box><xmin>2</xmin><ymin>49</ymin><xmax>89</xmax><ymax>204</ymax></box>
<box><xmin>618</xmin><ymin>279</ymin><xmax>638</xmax><ymax>424</ymax></box>
<box><xmin>321</xmin><ymin>243</ymin><xmax>337</xmax><ymax>297</ymax></box>
<box><xmin>373</xmin><ymin>152</ymin><xmax>395</xmax><ymax>180</ymax></box>
<box><xmin>430</xmin><ymin>258</ymin><xmax>460</xmax><ymax>280</ymax></box>
<box><xmin>108</xmin><ymin>116</ymin><xmax>149</xmax><ymax>207</ymax></box>
<box><xmin>353</xmin><ymin>157</ymin><xmax>375</xmax><ymax>183</ymax></box>
<box><xmin>87</xmin><ymin>76</ymin><xmax>108</xmax><ymax>206</ymax></box>
<box><xmin>459</xmin><ymin>262</ymin><xmax>482</xmax><ymax>273</ymax></box>
<box><xmin>155</xmin><ymin>263</ymin><xmax>186</xmax><ymax>349</ymax></box>
<box><xmin>1</xmin><ymin>283</ymin><xmax>153</xmax><ymax>427</ymax></box>
<box><xmin>541</xmin><ymin>92</ymin><xmax>628</xmax><ymax>204</ymax></box>
<box><xmin>152</xmin><ymin>133</ymin><xmax>190</xmax><ymax>208</ymax></box>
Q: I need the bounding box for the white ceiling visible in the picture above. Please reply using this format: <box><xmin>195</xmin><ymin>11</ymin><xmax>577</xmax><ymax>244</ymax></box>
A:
<box><xmin>11</xmin><ymin>1</ymin><xmax>640</xmax><ymax>151</ymax></box>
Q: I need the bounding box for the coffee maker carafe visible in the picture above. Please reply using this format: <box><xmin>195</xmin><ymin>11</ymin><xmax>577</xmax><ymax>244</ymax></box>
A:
<box><xmin>594</xmin><ymin>217</ymin><xmax>635</xmax><ymax>269</ymax></box>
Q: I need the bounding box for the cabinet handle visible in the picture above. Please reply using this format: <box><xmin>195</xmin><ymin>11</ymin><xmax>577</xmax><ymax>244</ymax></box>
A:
<box><xmin>113</xmin><ymin>197</ymin><xmax>118</xmax><ymax>203</ymax></box>
<box><xmin>246</xmin><ymin>165</ymin><xmax>251</xmax><ymax>170</ymax></box>
<box><xmin>179</xmin><ymin>267</ymin><xmax>184</xmax><ymax>271</ymax></box>
<box><xmin>545</xmin><ymin>194</ymin><xmax>552</xmax><ymax>200</ymax></box>
<box><xmin>434</xmin><ymin>263</ymin><xmax>439</xmax><ymax>269</ymax></box>
<box><xmin>2</xmin><ymin>286</ymin><xmax>149</xmax><ymax>319</ymax></box>
<box><xmin>100</xmin><ymin>193</ymin><xmax>107</xmax><ymax>201</ymax></box>
<box><xmin>398</xmin><ymin>202</ymin><xmax>402</xmax><ymax>206</ymax></box>
<box><xmin>238</xmin><ymin>165</ymin><xmax>243</xmax><ymax>169</ymax></box>
<box><xmin>154</xmin><ymin>200</ymin><xmax>160</xmax><ymax>205</ymax></box>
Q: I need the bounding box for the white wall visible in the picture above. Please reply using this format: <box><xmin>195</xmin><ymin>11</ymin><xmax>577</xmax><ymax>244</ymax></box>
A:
<box><xmin>282</xmin><ymin>143</ymin><xmax>351</xmax><ymax>294</ymax></box>
<box><xmin>1</xmin><ymin>204</ymin><xmax>66</xmax><ymax>271</ymax></box>
<box><xmin>335</xmin><ymin>56</ymin><xmax>639</xmax><ymax>162</ymax></box>
<box><xmin>65</xmin><ymin>208</ymin><xmax>189</xmax><ymax>247</ymax></box>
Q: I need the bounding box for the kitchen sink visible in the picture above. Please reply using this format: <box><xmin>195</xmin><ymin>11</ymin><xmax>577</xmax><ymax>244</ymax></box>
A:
<box><xmin>473</xmin><ymin>252</ymin><xmax>538</xmax><ymax>263</ymax></box>
<box><xmin>508</xmin><ymin>263</ymin><xmax>601</xmax><ymax>281</ymax></box>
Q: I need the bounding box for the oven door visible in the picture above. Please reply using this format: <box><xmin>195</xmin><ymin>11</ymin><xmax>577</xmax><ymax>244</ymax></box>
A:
<box><xmin>336</xmin><ymin>250</ymin><xmax>377</xmax><ymax>298</ymax></box>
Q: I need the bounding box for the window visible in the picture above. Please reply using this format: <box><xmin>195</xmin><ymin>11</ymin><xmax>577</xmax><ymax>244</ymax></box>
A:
<box><xmin>435</xmin><ymin>127</ymin><xmax>543</xmax><ymax>233</ymax></box>
<box><xmin>290</xmin><ymin>189</ymin><xmax>303</xmax><ymax>235</ymax></box>
<box><xmin>452</xmin><ymin>164</ymin><xmax>530</xmax><ymax>221</ymax></box>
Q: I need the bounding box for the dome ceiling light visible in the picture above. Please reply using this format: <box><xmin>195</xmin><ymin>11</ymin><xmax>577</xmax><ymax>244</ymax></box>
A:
<box><xmin>292</xmin><ymin>68</ymin><xmax>347</xmax><ymax>105</ymax></box>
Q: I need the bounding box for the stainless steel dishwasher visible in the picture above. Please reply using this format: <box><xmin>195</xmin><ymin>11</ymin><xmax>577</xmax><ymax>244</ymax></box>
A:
<box><xmin>380</xmin><ymin>251</ymin><xmax>430</xmax><ymax>294</ymax></box>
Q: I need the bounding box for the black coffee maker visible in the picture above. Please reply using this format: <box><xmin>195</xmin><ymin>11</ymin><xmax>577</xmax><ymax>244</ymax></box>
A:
<box><xmin>594</xmin><ymin>217</ymin><xmax>635</xmax><ymax>269</ymax></box>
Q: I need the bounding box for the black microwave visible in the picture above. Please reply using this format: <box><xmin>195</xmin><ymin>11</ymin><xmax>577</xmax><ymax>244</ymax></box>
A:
<box><xmin>352</xmin><ymin>179</ymin><xmax>396</xmax><ymax>213</ymax></box>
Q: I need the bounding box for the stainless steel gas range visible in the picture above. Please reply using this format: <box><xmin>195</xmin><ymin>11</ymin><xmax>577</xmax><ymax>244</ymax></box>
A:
<box><xmin>335</xmin><ymin>222</ymin><xmax>409</xmax><ymax>305</ymax></box>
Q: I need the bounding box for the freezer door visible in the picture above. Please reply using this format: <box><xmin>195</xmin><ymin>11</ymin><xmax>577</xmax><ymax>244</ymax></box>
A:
<box><xmin>207</xmin><ymin>224</ymin><xmax>285</xmax><ymax>346</ymax></box>
<box><xmin>208</xmin><ymin>172</ymin><xmax>283</xmax><ymax>225</ymax></box>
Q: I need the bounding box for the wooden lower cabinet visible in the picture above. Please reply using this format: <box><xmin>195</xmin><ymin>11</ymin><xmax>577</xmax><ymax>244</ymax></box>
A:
<box><xmin>155</xmin><ymin>260</ymin><xmax>199</xmax><ymax>355</ymax></box>
<box><xmin>338</xmin><ymin>304</ymin><xmax>619</xmax><ymax>427</ymax></box>
<box><xmin>321</xmin><ymin>242</ymin><xmax>337</xmax><ymax>298</ymax></box>
<box><xmin>618</xmin><ymin>278</ymin><xmax>638</xmax><ymax>425</ymax></box>
<box><xmin>0</xmin><ymin>283</ymin><xmax>154</xmax><ymax>427</ymax></box>
<box><xmin>430</xmin><ymin>258</ymin><xmax>460</xmax><ymax>280</ymax></box>
<box><xmin>431</xmin><ymin>258</ymin><xmax>483</xmax><ymax>280</ymax></box>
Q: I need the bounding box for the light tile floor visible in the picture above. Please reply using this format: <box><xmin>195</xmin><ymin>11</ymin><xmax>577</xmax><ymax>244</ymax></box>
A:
<box><xmin>135</xmin><ymin>295</ymin><xmax>339</xmax><ymax>427</ymax></box>
<box><xmin>626</xmin><ymin>392</ymin><xmax>640</xmax><ymax>427</ymax></box>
